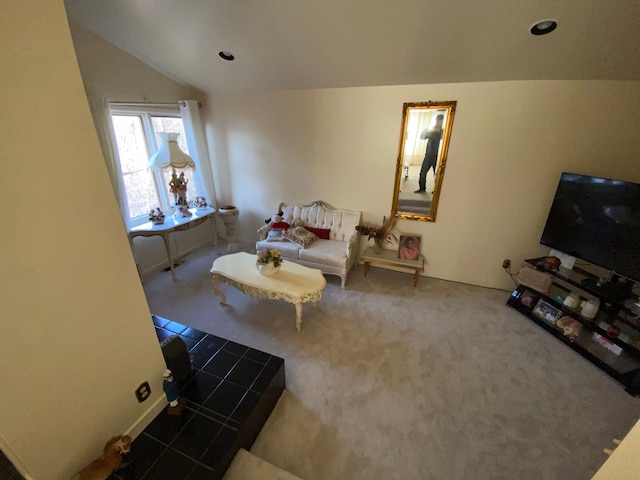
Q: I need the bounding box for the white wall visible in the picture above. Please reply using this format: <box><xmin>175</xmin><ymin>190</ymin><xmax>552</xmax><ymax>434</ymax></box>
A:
<box><xmin>206</xmin><ymin>81</ymin><xmax>640</xmax><ymax>290</ymax></box>
<box><xmin>1</xmin><ymin>4</ymin><xmax>168</xmax><ymax>479</ymax></box>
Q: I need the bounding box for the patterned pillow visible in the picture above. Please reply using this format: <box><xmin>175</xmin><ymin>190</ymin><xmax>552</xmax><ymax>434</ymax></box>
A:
<box><xmin>283</xmin><ymin>226</ymin><xmax>318</xmax><ymax>248</ymax></box>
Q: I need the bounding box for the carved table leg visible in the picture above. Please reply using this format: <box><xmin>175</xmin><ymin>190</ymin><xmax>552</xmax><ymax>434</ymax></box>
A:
<box><xmin>161</xmin><ymin>233</ymin><xmax>176</xmax><ymax>282</ymax></box>
<box><xmin>295</xmin><ymin>302</ymin><xmax>303</xmax><ymax>333</ymax></box>
<box><xmin>211</xmin><ymin>276</ymin><xmax>227</xmax><ymax>306</ymax></box>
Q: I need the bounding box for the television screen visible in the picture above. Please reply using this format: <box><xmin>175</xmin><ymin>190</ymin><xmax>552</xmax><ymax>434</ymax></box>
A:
<box><xmin>540</xmin><ymin>173</ymin><xmax>640</xmax><ymax>284</ymax></box>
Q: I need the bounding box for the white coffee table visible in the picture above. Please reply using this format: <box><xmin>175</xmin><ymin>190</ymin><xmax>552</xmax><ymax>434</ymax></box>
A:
<box><xmin>210</xmin><ymin>252</ymin><xmax>327</xmax><ymax>332</ymax></box>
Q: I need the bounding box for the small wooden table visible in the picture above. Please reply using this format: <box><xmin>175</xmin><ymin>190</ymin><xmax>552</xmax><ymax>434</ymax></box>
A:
<box><xmin>362</xmin><ymin>247</ymin><xmax>425</xmax><ymax>287</ymax></box>
<box><xmin>211</xmin><ymin>252</ymin><xmax>326</xmax><ymax>332</ymax></box>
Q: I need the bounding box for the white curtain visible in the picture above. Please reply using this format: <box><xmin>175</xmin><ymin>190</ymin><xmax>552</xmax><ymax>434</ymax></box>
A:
<box><xmin>405</xmin><ymin>110</ymin><xmax>435</xmax><ymax>157</ymax></box>
<box><xmin>88</xmin><ymin>97</ymin><xmax>130</xmax><ymax>229</ymax></box>
<box><xmin>180</xmin><ymin>100</ymin><xmax>217</xmax><ymax>209</ymax></box>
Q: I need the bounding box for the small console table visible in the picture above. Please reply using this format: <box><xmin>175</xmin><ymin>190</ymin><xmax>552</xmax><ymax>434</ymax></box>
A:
<box><xmin>361</xmin><ymin>247</ymin><xmax>425</xmax><ymax>287</ymax></box>
<box><xmin>129</xmin><ymin>207</ymin><xmax>217</xmax><ymax>281</ymax></box>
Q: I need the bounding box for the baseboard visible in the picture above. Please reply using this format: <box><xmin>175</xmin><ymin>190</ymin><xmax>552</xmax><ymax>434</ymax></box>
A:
<box><xmin>0</xmin><ymin>432</ymin><xmax>35</xmax><ymax>480</ymax></box>
<box><xmin>140</xmin><ymin>239</ymin><xmax>218</xmax><ymax>276</ymax></box>
<box><xmin>126</xmin><ymin>395</ymin><xmax>167</xmax><ymax>440</ymax></box>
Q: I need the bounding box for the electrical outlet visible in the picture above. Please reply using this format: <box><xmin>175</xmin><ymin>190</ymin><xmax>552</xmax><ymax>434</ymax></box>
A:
<box><xmin>502</xmin><ymin>259</ymin><xmax>511</xmax><ymax>269</ymax></box>
<box><xmin>135</xmin><ymin>381</ymin><xmax>151</xmax><ymax>403</ymax></box>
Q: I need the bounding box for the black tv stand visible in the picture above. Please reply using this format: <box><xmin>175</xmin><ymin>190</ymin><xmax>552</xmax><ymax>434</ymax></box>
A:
<box><xmin>581</xmin><ymin>276</ymin><xmax>635</xmax><ymax>303</ymax></box>
<box><xmin>507</xmin><ymin>257</ymin><xmax>640</xmax><ymax>396</ymax></box>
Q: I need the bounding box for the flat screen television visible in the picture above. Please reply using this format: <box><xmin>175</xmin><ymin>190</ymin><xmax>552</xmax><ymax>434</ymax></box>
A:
<box><xmin>540</xmin><ymin>172</ymin><xmax>640</xmax><ymax>289</ymax></box>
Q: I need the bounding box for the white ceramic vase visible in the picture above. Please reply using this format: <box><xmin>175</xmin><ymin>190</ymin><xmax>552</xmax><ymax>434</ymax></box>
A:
<box><xmin>256</xmin><ymin>262</ymin><xmax>281</xmax><ymax>276</ymax></box>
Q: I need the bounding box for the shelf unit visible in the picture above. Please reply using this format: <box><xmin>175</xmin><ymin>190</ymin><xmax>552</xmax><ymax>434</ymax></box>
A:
<box><xmin>507</xmin><ymin>258</ymin><xmax>640</xmax><ymax>396</ymax></box>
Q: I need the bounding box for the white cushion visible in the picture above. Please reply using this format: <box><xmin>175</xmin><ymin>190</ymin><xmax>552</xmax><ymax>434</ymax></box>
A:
<box><xmin>256</xmin><ymin>239</ymin><xmax>301</xmax><ymax>258</ymax></box>
<box><xmin>298</xmin><ymin>239</ymin><xmax>346</xmax><ymax>268</ymax></box>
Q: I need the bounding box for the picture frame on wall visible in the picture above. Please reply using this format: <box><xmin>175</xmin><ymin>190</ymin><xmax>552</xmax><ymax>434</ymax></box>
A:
<box><xmin>532</xmin><ymin>298</ymin><xmax>562</xmax><ymax>325</ymax></box>
<box><xmin>397</xmin><ymin>235</ymin><xmax>421</xmax><ymax>260</ymax></box>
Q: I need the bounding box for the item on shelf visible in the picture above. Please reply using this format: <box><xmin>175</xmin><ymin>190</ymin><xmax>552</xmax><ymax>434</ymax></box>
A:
<box><xmin>532</xmin><ymin>298</ymin><xmax>562</xmax><ymax>325</ymax></box>
<box><xmin>536</xmin><ymin>255</ymin><xmax>562</xmax><ymax>271</ymax></box>
<box><xmin>517</xmin><ymin>263</ymin><xmax>555</xmax><ymax>295</ymax></box>
<box><xmin>563</xmin><ymin>292</ymin><xmax>580</xmax><ymax>309</ymax></box>
<box><xmin>580</xmin><ymin>298</ymin><xmax>600</xmax><ymax>319</ymax></box>
<box><xmin>593</xmin><ymin>332</ymin><xmax>623</xmax><ymax>356</ymax></box>
<box><xmin>557</xmin><ymin>316</ymin><xmax>582</xmax><ymax>340</ymax></box>
<box><xmin>607</xmin><ymin>324</ymin><xmax>621</xmax><ymax>338</ymax></box>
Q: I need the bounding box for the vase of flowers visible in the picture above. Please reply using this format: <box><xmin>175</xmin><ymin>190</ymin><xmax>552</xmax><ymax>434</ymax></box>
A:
<box><xmin>256</xmin><ymin>248</ymin><xmax>283</xmax><ymax>276</ymax></box>
<box><xmin>356</xmin><ymin>216</ymin><xmax>397</xmax><ymax>254</ymax></box>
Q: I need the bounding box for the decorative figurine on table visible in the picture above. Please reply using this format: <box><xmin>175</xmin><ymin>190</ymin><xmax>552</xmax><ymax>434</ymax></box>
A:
<box><xmin>162</xmin><ymin>369</ymin><xmax>186</xmax><ymax>415</ymax></box>
<box><xmin>149</xmin><ymin>208</ymin><xmax>165</xmax><ymax>225</ymax></box>
<box><xmin>169</xmin><ymin>171</ymin><xmax>192</xmax><ymax>218</ymax></box>
<box><xmin>195</xmin><ymin>196</ymin><xmax>208</xmax><ymax>209</ymax></box>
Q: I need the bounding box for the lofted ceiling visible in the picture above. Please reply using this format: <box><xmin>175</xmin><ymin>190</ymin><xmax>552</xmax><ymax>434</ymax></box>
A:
<box><xmin>64</xmin><ymin>0</ymin><xmax>640</xmax><ymax>95</ymax></box>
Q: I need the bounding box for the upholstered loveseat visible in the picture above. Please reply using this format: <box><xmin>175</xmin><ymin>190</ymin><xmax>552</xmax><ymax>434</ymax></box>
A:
<box><xmin>256</xmin><ymin>200</ymin><xmax>362</xmax><ymax>288</ymax></box>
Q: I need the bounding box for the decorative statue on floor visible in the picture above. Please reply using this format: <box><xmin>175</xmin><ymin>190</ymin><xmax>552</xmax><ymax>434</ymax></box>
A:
<box><xmin>163</xmin><ymin>369</ymin><xmax>187</xmax><ymax>415</ymax></box>
<box><xmin>73</xmin><ymin>434</ymin><xmax>132</xmax><ymax>480</ymax></box>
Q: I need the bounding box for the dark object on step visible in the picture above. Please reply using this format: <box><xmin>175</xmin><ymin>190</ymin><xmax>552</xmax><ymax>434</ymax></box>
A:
<box><xmin>160</xmin><ymin>334</ymin><xmax>192</xmax><ymax>382</ymax></box>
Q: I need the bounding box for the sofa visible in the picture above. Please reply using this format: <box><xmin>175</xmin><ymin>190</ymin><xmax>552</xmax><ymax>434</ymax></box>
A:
<box><xmin>256</xmin><ymin>200</ymin><xmax>362</xmax><ymax>288</ymax></box>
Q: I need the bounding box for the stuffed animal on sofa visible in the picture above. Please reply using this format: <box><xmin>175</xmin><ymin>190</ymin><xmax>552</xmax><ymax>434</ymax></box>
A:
<box><xmin>264</xmin><ymin>211</ymin><xmax>291</xmax><ymax>241</ymax></box>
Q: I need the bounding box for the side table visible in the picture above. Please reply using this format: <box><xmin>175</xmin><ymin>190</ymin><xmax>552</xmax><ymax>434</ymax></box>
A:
<box><xmin>361</xmin><ymin>247</ymin><xmax>425</xmax><ymax>287</ymax></box>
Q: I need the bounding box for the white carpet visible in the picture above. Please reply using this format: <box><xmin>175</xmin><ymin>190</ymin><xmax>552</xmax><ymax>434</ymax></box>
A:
<box><xmin>143</xmin><ymin>243</ymin><xmax>640</xmax><ymax>480</ymax></box>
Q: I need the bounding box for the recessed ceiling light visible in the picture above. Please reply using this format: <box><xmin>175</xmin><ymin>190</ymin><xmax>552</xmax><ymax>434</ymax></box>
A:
<box><xmin>218</xmin><ymin>51</ymin><xmax>235</xmax><ymax>61</ymax></box>
<box><xmin>530</xmin><ymin>19</ymin><xmax>558</xmax><ymax>36</ymax></box>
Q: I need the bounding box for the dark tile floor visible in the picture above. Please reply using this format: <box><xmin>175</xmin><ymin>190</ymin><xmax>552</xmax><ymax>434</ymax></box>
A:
<box><xmin>0</xmin><ymin>450</ymin><xmax>23</xmax><ymax>480</ymax></box>
<box><xmin>108</xmin><ymin>315</ymin><xmax>286</xmax><ymax>480</ymax></box>
<box><xmin>0</xmin><ymin>317</ymin><xmax>284</xmax><ymax>480</ymax></box>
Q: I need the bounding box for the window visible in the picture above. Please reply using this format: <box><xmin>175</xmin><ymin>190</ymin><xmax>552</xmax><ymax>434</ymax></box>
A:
<box><xmin>110</xmin><ymin>107</ymin><xmax>201</xmax><ymax>226</ymax></box>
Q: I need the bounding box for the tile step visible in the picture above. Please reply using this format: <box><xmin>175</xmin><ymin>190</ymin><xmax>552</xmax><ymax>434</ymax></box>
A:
<box><xmin>223</xmin><ymin>449</ymin><xmax>303</xmax><ymax>480</ymax></box>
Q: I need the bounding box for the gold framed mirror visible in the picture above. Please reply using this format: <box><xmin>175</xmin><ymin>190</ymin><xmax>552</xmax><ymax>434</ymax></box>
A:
<box><xmin>391</xmin><ymin>101</ymin><xmax>457</xmax><ymax>222</ymax></box>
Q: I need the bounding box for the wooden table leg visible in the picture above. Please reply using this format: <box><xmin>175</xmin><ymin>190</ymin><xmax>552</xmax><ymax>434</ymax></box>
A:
<box><xmin>413</xmin><ymin>269</ymin><xmax>419</xmax><ymax>287</ymax></box>
<box><xmin>211</xmin><ymin>276</ymin><xmax>227</xmax><ymax>306</ymax></box>
<box><xmin>295</xmin><ymin>302</ymin><xmax>302</xmax><ymax>332</ymax></box>
<box><xmin>364</xmin><ymin>260</ymin><xmax>369</xmax><ymax>277</ymax></box>
<box><xmin>161</xmin><ymin>233</ymin><xmax>177</xmax><ymax>282</ymax></box>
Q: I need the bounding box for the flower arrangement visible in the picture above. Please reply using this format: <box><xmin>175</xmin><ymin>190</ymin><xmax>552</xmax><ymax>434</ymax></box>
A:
<box><xmin>356</xmin><ymin>216</ymin><xmax>398</xmax><ymax>248</ymax></box>
<box><xmin>256</xmin><ymin>248</ymin><xmax>283</xmax><ymax>268</ymax></box>
<box><xmin>149</xmin><ymin>207</ymin><xmax>165</xmax><ymax>224</ymax></box>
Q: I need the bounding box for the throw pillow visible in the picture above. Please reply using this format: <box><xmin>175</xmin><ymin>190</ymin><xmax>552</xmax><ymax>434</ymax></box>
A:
<box><xmin>267</xmin><ymin>229</ymin><xmax>284</xmax><ymax>242</ymax></box>
<box><xmin>305</xmin><ymin>226</ymin><xmax>331</xmax><ymax>240</ymax></box>
<box><xmin>271</xmin><ymin>221</ymin><xmax>290</xmax><ymax>231</ymax></box>
<box><xmin>284</xmin><ymin>226</ymin><xmax>318</xmax><ymax>248</ymax></box>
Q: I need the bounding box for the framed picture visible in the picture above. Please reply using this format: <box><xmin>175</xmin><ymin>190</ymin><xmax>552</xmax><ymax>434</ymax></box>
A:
<box><xmin>532</xmin><ymin>299</ymin><xmax>562</xmax><ymax>325</ymax></box>
<box><xmin>397</xmin><ymin>235</ymin><xmax>421</xmax><ymax>260</ymax></box>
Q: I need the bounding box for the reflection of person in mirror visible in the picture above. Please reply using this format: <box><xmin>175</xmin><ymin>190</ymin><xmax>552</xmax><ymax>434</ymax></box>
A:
<box><xmin>415</xmin><ymin>114</ymin><xmax>444</xmax><ymax>194</ymax></box>
<box><xmin>399</xmin><ymin>236</ymin><xmax>420</xmax><ymax>260</ymax></box>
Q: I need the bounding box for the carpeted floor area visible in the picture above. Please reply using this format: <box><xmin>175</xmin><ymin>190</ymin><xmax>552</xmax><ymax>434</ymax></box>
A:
<box><xmin>142</xmin><ymin>243</ymin><xmax>640</xmax><ymax>480</ymax></box>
